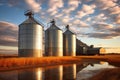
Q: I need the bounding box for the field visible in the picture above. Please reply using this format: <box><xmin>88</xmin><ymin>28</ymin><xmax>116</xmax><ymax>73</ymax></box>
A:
<box><xmin>0</xmin><ymin>56</ymin><xmax>83</xmax><ymax>71</ymax></box>
<box><xmin>0</xmin><ymin>55</ymin><xmax>120</xmax><ymax>71</ymax></box>
<box><xmin>76</xmin><ymin>55</ymin><xmax>120</xmax><ymax>67</ymax></box>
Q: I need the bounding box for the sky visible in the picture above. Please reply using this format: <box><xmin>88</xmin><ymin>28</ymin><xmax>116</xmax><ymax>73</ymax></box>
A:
<box><xmin>0</xmin><ymin>0</ymin><xmax>120</xmax><ymax>54</ymax></box>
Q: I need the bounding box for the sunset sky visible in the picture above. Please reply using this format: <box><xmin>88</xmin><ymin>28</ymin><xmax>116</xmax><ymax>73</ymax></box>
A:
<box><xmin>0</xmin><ymin>0</ymin><xmax>120</xmax><ymax>54</ymax></box>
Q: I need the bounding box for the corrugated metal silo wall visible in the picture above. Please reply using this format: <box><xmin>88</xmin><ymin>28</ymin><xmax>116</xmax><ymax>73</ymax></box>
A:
<box><xmin>42</xmin><ymin>29</ymin><xmax>45</xmax><ymax>56</ymax></box>
<box><xmin>45</xmin><ymin>29</ymin><xmax>63</xmax><ymax>56</ymax></box>
<box><xmin>63</xmin><ymin>34</ymin><xmax>76</xmax><ymax>56</ymax></box>
<box><xmin>18</xmin><ymin>24</ymin><xmax>43</xmax><ymax>57</ymax></box>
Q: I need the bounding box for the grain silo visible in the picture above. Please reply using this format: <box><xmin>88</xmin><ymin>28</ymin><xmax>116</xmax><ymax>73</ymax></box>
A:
<box><xmin>18</xmin><ymin>11</ymin><xmax>43</xmax><ymax>57</ymax></box>
<box><xmin>45</xmin><ymin>19</ymin><xmax>63</xmax><ymax>56</ymax></box>
<box><xmin>63</xmin><ymin>25</ymin><xmax>76</xmax><ymax>56</ymax></box>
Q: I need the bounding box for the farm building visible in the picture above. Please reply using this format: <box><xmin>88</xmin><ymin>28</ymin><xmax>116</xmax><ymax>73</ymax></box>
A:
<box><xmin>87</xmin><ymin>47</ymin><xmax>106</xmax><ymax>55</ymax></box>
<box><xmin>76</xmin><ymin>39</ymin><xmax>88</xmax><ymax>55</ymax></box>
<box><xmin>76</xmin><ymin>39</ymin><xmax>105</xmax><ymax>55</ymax></box>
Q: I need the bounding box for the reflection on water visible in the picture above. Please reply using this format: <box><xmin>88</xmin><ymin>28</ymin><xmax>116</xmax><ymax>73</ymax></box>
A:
<box><xmin>0</xmin><ymin>70</ymin><xmax>18</xmax><ymax>80</ymax></box>
<box><xmin>63</xmin><ymin>64</ymin><xmax>76</xmax><ymax>80</ymax></box>
<box><xmin>0</xmin><ymin>61</ymin><xmax>116</xmax><ymax>80</ymax></box>
<box><xmin>45</xmin><ymin>65</ymin><xmax>63</xmax><ymax>80</ymax></box>
<box><xmin>18</xmin><ymin>68</ymin><xmax>44</xmax><ymax>80</ymax></box>
<box><xmin>76</xmin><ymin>61</ymin><xmax>115</xmax><ymax>80</ymax></box>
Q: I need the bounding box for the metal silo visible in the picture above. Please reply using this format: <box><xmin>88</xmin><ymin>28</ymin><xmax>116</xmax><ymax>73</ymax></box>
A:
<box><xmin>18</xmin><ymin>11</ymin><xmax>43</xmax><ymax>57</ymax></box>
<box><xmin>63</xmin><ymin>25</ymin><xmax>76</xmax><ymax>56</ymax></box>
<box><xmin>45</xmin><ymin>19</ymin><xmax>63</xmax><ymax>56</ymax></box>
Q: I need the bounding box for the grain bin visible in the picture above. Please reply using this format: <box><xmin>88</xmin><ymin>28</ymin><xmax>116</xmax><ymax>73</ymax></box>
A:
<box><xmin>63</xmin><ymin>25</ymin><xmax>76</xmax><ymax>56</ymax></box>
<box><xmin>45</xmin><ymin>19</ymin><xmax>63</xmax><ymax>56</ymax></box>
<box><xmin>18</xmin><ymin>11</ymin><xmax>44</xmax><ymax>57</ymax></box>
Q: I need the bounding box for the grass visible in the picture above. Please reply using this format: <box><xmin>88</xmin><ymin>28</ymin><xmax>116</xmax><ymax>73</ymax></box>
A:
<box><xmin>0</xmin><ymin>56</ymin><xmax>82</xmax><ymax>71</ymax></box>
<box><xmin>0</xmin><ymin>55</ymin><xmax>120</xmax><ymax>71</ymax></box>
<box><xmin>76</xmin><ymin>55</ymin><xmax>120</xmax><ymax>67</ymax></box>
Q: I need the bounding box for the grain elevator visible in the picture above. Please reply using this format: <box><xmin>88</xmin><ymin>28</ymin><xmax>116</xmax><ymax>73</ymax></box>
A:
<box><xmin>18</xmin><ymin>11</ymin><xmax>44</xmax><ymax>57</ymax></box>
<box><xmin>45</xmin><ymin>19</ymin><xmax>63</xmax><ymax>56</ymax></box>
<box><xmin>63</xmin><ymin>25</ymin><xmax>76</xmax><ymax>56</ymax></box>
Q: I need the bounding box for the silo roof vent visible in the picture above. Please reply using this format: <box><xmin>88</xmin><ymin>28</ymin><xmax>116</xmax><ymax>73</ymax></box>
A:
<box><xmin>24</xmin><ymin>10</ymin><xmax>34</xmax><ymax>18</ymax></box>
<box><xmin>46</xmin><ymin>19</ymin><xmax>61</xmax><ymax>30</ymax></box>
<box><xmin>66</xmin><ymin>25</ymin><xmax>69</xmax><ymax>30</ymax></box>
<box><xmin>64</xmin><ymin>25</ymin><xmax>75</xmax><ymax>35</ymax></box>
<box><xmin>50</xmin><ymin>19</ymin><xmax>55</xmax><ymax>25</ymax></box>
<box><xmin>19</xmin><ymin>10</ymin><xmax>44</xmax><ymax>27</ymax></box>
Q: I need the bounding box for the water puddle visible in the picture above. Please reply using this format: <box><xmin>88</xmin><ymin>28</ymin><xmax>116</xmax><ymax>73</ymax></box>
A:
<box><xmin>0</xmin><ymin>61</ymin><xmax>116</xmax><ymax>80</ymax></box>
<box><xmin>76</xmin><ymin>61</ymin><xmax>116</xmax><ymax>80</ymax></box>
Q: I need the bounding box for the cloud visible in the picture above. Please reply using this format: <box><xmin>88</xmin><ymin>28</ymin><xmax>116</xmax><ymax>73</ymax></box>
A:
<box><xmin>77</xmin><ymin>4</ymin><xmax>96</xmax><ymax>18</ymax></box>
<box><xmin>76</xmin><ymin>11</ymin><xmax>86</xmax><ymax>18</ymax></box>
<box><xmin>95</xmin><ymin>13</ymin><xmax>107</xmax><ymax>21</ymax></box>
<box><xmin>5</xmin><ymin>0</ymin><xmax>21</xmax><ymax>7</ymax></box>
<box><xmin>115</xmin><ymin>14</ymin><xmax>120</xmax><ymax>24</ymax></box>
<box><xmin>82</xmin><ymin>4</ymin><xmax>96</xmax><ymax>13</ymax></box>
<box><xmin>86</xmin><ymin>17</ymin><xmax>91</xmax><ymax>22</ymax></box>
<box><xmin>111</xmin><ymin>26</ymin><xmax>120</xmax><ymax>33</ymax></box>
<box><xmin>109</xmin><ymin>6</ymin><xmax>120</xmax><ymax>15</ymax></box>
<box><xmin>94</xmin><ymin>0</ymin><xmax>117</xmax><ymax>10</ymax></box>
<box><xmin>25</xmin><ymin>0</ymin><xmax>41</xmax><ymax>12</ymax></box>
<box><xmin>1</xmin><ymin>0</ymin><xmax>120</xmax><ymax>40</ymax></box>
<box><xmin>0</xmin><ymin>49</ymin><xmax>17</xmax><ymax>54</ymax></box>
<box><xmin>61</xmin><ymin>15</ymin><xmax>72</xmax><ymax>24</ymax></box>
<box><xmin>62</xmin><ymin>18</ymin><xmax>69</xmax><ymax>23</ymax></box>
<box><xmin>73</xmin><ymin>19</ymin><xmax>89</xmax><ymax>28</ymax></box>
<box><xmin>85</xmin><ymin>25</ymin><xmax>120</xmax><ymax>39</ymax></box>
<box><xmin>0</xmin><ymin>21</ymin><xmax>18</xmax><ymax>47</ymax></box>
<box><xmin>47</xmin><ymin>0</ymin><xmax>63</xmax><ymax>16</ymax></box>
<box><xmin>65</xmin><ymin>0</ymin><xmax>80</xmax><ymax>13</ymax></box>
<box><xmin>55</xmin><ymin>13</ymin><xmax>63</xmax><ymax>18</ymax></box>
<box><xmin>85</xmin><ymin>32</ymin><xmax>120</xmax><ymax>39</ymax></box>
<box><xmin>92</xmin><ymin>22</ymin><xmax>113</xmax><ymax>32</ymax></box>
<box><xmin>68</xmin><ymin>0</ymin><xmax>80</xmax><ymax>8</ymax></box>
<box><xmin>93</xmin><ymin>0</ymin><xmax>120</xmax><ymax>18</ymax></box>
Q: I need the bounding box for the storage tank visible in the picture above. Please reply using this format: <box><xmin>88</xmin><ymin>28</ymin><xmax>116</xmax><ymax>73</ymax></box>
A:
<box><xmin>18</xmin><ymin>11</ymin><xmax>44</xmax><ymax>57</ymax></box>
<box><xmin>63</xmin><ymin>25</ymin><xmax>76</xmax><ymax>56</ymax></box>
<box><xmin>45</xmin><ymin>19</ymin><xmax>63</xmax><ymax>56</ymax></box>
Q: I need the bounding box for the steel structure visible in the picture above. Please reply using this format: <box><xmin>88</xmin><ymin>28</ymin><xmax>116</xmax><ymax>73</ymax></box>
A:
<box><xmin>45</xmin><ymin>19</ymin><xmax>63</xmax><ymax>56</ymax></box>
<box><xmin>63</xmin><ymin>25</ymin><xmax>76</xmax><ymax>56</ymax></box>
<box><xmin>18</xmin><ymin>11</ymin><xmax>43</xmax><ymax>57</ymax></box>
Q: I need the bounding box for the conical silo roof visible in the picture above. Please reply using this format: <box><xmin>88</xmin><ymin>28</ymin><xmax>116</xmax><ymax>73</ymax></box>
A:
<box><xmin>46</xmin><ymin>19</ymin><xmax>61</xmax><ymax>31</ymax></box>
<box><xmin>64</xmin><ymin>25</ymin><xmax>75</xmax><ymax>35</ymax></box>
<box><xmin>19</xmin><ymin>11</ymin><xmax>43</xmax><ymax>27</ymax></box>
